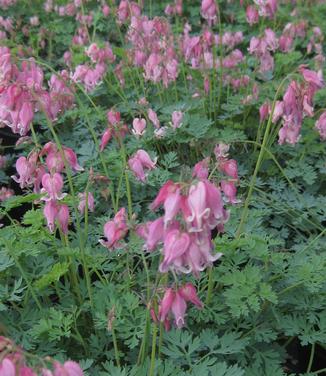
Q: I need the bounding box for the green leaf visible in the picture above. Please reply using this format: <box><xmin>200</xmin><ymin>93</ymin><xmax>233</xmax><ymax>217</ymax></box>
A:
<box><xmin>34</xmin><ymin>262</ymin><xmax>70</xmax><ymax>290</ymax></box>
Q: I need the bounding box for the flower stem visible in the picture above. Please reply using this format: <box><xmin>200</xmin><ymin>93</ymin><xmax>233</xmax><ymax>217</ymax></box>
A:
<box><xmin>149</xmin><ymin>324</ymin><xmax>158</xmax><ymax>376</ymax></box>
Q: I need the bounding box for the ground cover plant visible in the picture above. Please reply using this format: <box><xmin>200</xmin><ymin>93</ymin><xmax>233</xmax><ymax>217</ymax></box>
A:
<box><xmin>0</xmin><ymin>0</ymin><xmax>325</xmax><ymax>375</ymax></box>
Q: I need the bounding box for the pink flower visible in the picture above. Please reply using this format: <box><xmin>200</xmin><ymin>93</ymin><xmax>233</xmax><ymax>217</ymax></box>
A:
<box><xmin>278</xmin><ymin>116</ymin><xmax>301</xmax><ymax>145</ymax></box>
<box><xmin>42</xmin><ymin>143</ymin><xmax>83</xmax><ymax>173</ymax></box>
<box><xmin>100</xmin><ymin>208</ymin><xmax>128</xmax><ymax>250</ymax></box>
<box><xmin>11</xmin><ymin>156</ymin><xmax>35</xmax><ymax>188</ymax></box>
<box><xmin>192</xmin><ymin>158</ymin><xmax>210</xmax><ymax>179</ymax></box>
<box><xmin>158</xmin><ymin>284</ymin><xmax>202</xmax><ymax>329</ymax></box>
<box><xmin>20</xmin><ymin>366</ymin><xmax>37</xmax><ymax>376</ymax></box>
<box><xmin>148</xmin><ymin>108</ymin><xmax>160</xmax><ymax>128</ymax></box>
<box><xmin>264</xmin><ymin>28</ymin><xmax>278</xmax><ymax>51</ymax></box>
<box><xmin>107</xmin><ymin>110</ymin><xmax>121</xmax><ymax>125</ymax></box>
<box><xmin>201</xmin><ymin>0</ymin><xmax>217</xmax><ymax>25</ymax></box>
<box><xmin>171</xmin><ymin>291</ymin><xmax>187</xmax><ymax>328</ymax></box>
<box><xmin>221</xmin><ymin>180</ymin><xmax>240</xmax><ymax>204</ymax></box>
<box><xmin>78</xmin><ymin>192</ymin><xmax>95</xmax><ymax>213</ymax></box>
<box><xmin>158</xmin><ymin>288</ymin><xmax>175</xmax><ymax>322</ymax></box>
<box><xmin>259</xmin><ymin>51</ymin><xmax>274</xmax><ymax>74</ymax></box>
<box><xmin>259</xmin><ymin>102</ymin><xmax>270</xmax><ymax>123</ymax></box>
<box><xmin>171</xmin><ymin>111</ymin><xmax>183</xmax><ymax>129</ymax></box>
<box><xmin>315</xmin><ymin>112</ymin><xmax>326</xmax><ymax>140</ymax></box>
<box><xmin>279</xmin><ymin>35</ymin><xmax>293</xmax><ymax>52</ymax></box>
<box><xmin>41</xmin><ymin>173</ymin><xmax>66</xmax><ymax>201</ymax></box>
<box><xmin>219</xmin><ymin>159</ymin><xmax>238</xmax><ymax>180</ymax></box>
<box><xmin>150</xmin><ymin>180</ymin><xmax>176</xmax><ymax>210</ymax></box>
<box><xmin>137</xmin><ymin>217</ymin><xmax>165</xmax><ymax>251</ymax></box>
<box><xmin>56</xmin><ymin>204</ymin><xmax>70</xmax><ymax>234</ymax></box>
<box><xmin>203</xmin><ymin>180</ymin><xmax>228</xmax><ymax>230</ymax></box>
<box><xmin>159</xmin><ymin>229</ymin><xmax>190</xmax><ymax>273</ymax></box>
<box><xmin>163</xmin><ymin>187</ymin><xmax>182</xmax><ymax>226</ymax></box>
<box><xmin>132</xmin><ymin>117</ymin><xmax>147</xmax><ymax>136</ymax></box>
<box><xmin>246</xmin><ymin>5</ymin><xmax>259</xmax><ymax>25</ymax></box>
<box><xmin>272</xmin><ymin>101</ymin><xmax>284</xmax><ymax>123</ymax></box>
<box><xmin>63</xmin><ymin>147</ymin><xmax>84</xmax><ymax>172</ymax></box>
<box><xmin>187</xmin><ymin>181</ymin><xmax>211</xmax><ymax>231</ymax></box>
<box><xmin>117</xmin><ymin>0</ymin><xmax>141</xmax><ymax>24</ymax></box>
<box><xmin>128</xmin><ymin>150</ymin><xmax>157</xmax><ymax>182</ymax></box>
<box><xmin>100</xmin><ymin>128</ymin><xmax>113</xmax><ymax>152</ymax></box>
<box><xmin>178</xmin><ymin>283</ymin><xmax>203</xmax><ymax>308</ymax></box>
<box><xmin>0</xmin><ymin>358</ymin><xmax>16</xmax><ymax>376</ymax></box>
<box><xmin>102</xmin><ymin>4</ymin><xmax>110</xmax><ymax>17</ymax></box>
<box><xmin>43</xmin><ymin>200</ymin><xmax>59</xmax><ymax>232</ymax></box>
<box><xmin>299</xmin><ymin>66</ymin><xmax>324</xmax><ymax>88</ymax></box>
<box><xmin>54</xmin><ymin>361</ymin><xmax>84</xmax><ymax>376</ymax></box>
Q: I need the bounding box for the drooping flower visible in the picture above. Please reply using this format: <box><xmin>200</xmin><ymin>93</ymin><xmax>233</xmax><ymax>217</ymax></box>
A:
<box><xmin>11</xmin><ymin>156</ymin><xmax>35</xmax><ymax>188</ymax></box>
<box><xmin>315</xmin><ymin>112</ymin><xmax>326</xmax><ymax>140</ymax></box>
<box><xmin>201</xmin><ymin>0</ymin><xmax>217</xmax><ymax>25</ymax></box>
<box><xmin>78</xmin><ymin>192</ymin><xmax>95</xmax><ymax>213</ymax></box>
<box><xmin>157</xmin><ymin>283</ymin><xmax>202</xmax><ymax>329</ymax></box>
<box><xmin>43</xmin><ymin>200</ymin><xmax>59</xmax><ymax>233</ymax></box>
<box><xmin>41</xmin><ymin>142</ymin><xmax>83</xmax><ymax>173</ymax></box>
<box><xmin>100</xmin><ymin>128</ymin><xmax>113</xmax><ymax>152</ymax></box>
<box><xmin>259</xmin><ymin>102</ymin><xmax>270</xmax><ymax>123</ymax></box>
<box><xmin>159</xmin><ymin>229</ymin><xmax>191</xmax><ymax>273</ymax></box>
<box><xmin>221</xmin><ymin>180</ymin><xmax>240</xmax><ymax>205</ymax></box>
<box><xmin>148</xmin><ymin>108</ymin><xmax>160</xmax><ymax>128</ymax></box>
<box><xmin>171</xmin><ymin>111</ymin><xmax>183</xmax><ymax>129</ymax></box>
<box><xmin>246</xmin><ymin>5</ymin><xmax>259</xmax><ymax>25</ymax></box>
<box><xmin>128</xmin><ymin>150</ymin><xmax>157</xmax><ymax>182</ymax></box>
<box><xmin>41</xmin><ymin>173</ymin><xmax>66</xmax><ymax>201</ymax></box>
<box><xmin>53</xmin><ymin>361</ymin><xmax>84</xmax><ymax>376</ymax></box>
<box><xmin>100</xmin><ymin>208</ymin><xmax>128</xmax><ymax>250</ymax></box>
<box><xmin>0</xmin><ymin>358</ymin><xmax>15</xmax><ymax>376</ymax></box>
<box><xmin>132</xmin><ymin>117</ymin><xmax>147</xmax><ymax>137</ymax></box>
<box><xmin>192</xmin><ymin>158</ymin><xmax>210</xmax><ymax>180</ymax></box>
<box><xmin>218</xmin><ymin>159</ymin><xmax>239</xmax><ymax>180</ymax></box>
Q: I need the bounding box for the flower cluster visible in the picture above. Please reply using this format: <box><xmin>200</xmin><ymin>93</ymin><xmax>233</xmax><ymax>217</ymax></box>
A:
<box><xmin>0</xmin><ymin>335</ymin><xmax>83</xmax><ymax>376</ymax></box>
<box><xmin>0</xmin><ymin>0</ymin><xmax>16</xmax><ymax>9</ymax></box>
<box><xmin>247</xmin><ymin>0</ymin><xmax>278</xmax><ymax>22</ymax></box>
<box><xmin>11</xmin><ymin>141</ymin><xmax>84</xmax><ymax>234</ymax></box>
<box><xmin>0</xmin><ymin>47</ymin><xmax>74</xmax><ymax>136</ymax></box>
<box><xmin>0</xmin><ymin>15</ymin><xmax>13</xmax><ymax>40</ymax></box>
<box><xmin>151</xmin><ymin>283</ymin><xmax>203</xmax><ymax>330</ymax></box>
<box><xmin>135</xmin><ymin>146</ymin><xmax>239</xmax><ymax>328</ymax></box>
<box><xmin>126</xmin><ymin>15</ymin><xmax>179</xmax><ymax>87</ymax></box>
<box><xmin>260</xmin><ymin>67</ymin><xmax>324</xmax><ymax>144</ymax></box>
<box><xmin>248</xmin><ymin>28</ymin><xmax>278</xmax><ymax>76</ymax></box>
<box><xmin>116</xmin><ymin>0</ymin><xmax>141</xmax><ymax>24</ymax></box>
<box><xmin>128</xmin><ymin>149</ymin><xmax>157</xmax><ymax>182</ymax></box>
<box><xmin>201</xmin><ymin>0</ymin><xmax>218</xmax><ymax>26</ymax></box>
<box><xmin>100</xmin><ymin>207</ymin><xmax>128</xmax><ymax>250</ymax></box>
<box><xmin>181</xmin><ymin>26</ymin><xmax>243</xmax><ymax>70</ymax></box>
<box><xmin>100</xmin><ymin>109</ymin><xmax>129</xmax><ymax>152</ymax></box>
<box><xmin>165</xmin><ymin>0</ymin><xmax>183</xmax><ymax>16</ymax></box>
<box><xmin>71</xmin><ymin>42</ymin><xmax>115</xmax><ymax>92</ymax></box>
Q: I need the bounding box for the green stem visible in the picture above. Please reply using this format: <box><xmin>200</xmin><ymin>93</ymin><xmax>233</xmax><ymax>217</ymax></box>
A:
<box><xmin>307</xmin><ymin>343</ymin><xmax>315</xmax><ymax>373</ymax></box>
<box><xmin>111</xmin><ymin>322</ymin><xmax>121</xmax><ymax>367</ymax></box>
<box><xmin>235</xmin><ymin>74</ymin><xmax>294</xmax><ymax>237</ymax></box>
<box><xmin>149</xmin><ymin>324</ymin><xmax>158</xmax><ymax>376</ymax></box>
<box><xmin>205</xmin><ymin>267</ymin><xmax>214</xmax><ymax>305</ymax></box>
